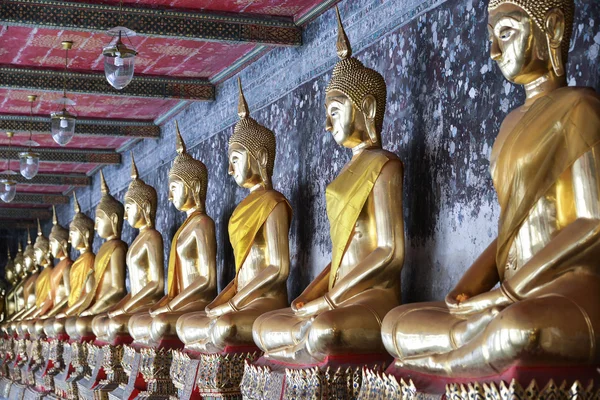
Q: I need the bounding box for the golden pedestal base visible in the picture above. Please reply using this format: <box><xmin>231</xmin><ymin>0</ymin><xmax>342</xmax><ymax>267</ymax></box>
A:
<box><xmin>107</xmin><ymin>345</ymin><xmax>141</xmax><ymax>400</ymax></box>
<box><xmin>52</xmin><ymin>343</ymin><xmax>80</xmax><ymax>400</ymax></box>
<box><xmin>0</xmin><ymin>376</ymin><xmax>13</xmax><ymax>397</ymax></box>
<box><xmin>76</xmin><ymin>343</ymin><xmax>105</xmax><ymax>400</ymax></box>
<box><xmin>91</xmin><ymin>345</ymin><xmax>129</xmax><ymax>400</ymax></box>
<box><xmin>8</xmin><ymin>381</ymin><xmax>27</xmax><ymax>400</ymax></box>
<box><xmin>169</xmin><ymin>351</ymin><xmax>200</xmax><ymax>400</ymax></box>
<box><xmin>356</xmin><ymin>368</ymin><xmax>600</xmax><ymax>400</ymax></box>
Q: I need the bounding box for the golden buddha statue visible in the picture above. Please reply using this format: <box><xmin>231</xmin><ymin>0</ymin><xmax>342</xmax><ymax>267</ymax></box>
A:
<box><xmin>128</xmin><ymin>123</ymin><xmax>216</xmax><ymax>347</ymax></box>
<box><xmin>9</xmin><ymin>230</ymin><xmax>38</xmax><ymax>326</ymax></box>
<box><xmin>175</xmin><ymin>79</ymin><xmax>292</xmax><ymax>353</ymax></box>
<box><xmin>4</xmin><ymin>246</ymin><xmax>16</xmax><ymax>319</ymax></box>
<box><xmin>21</xmin><ymin>219</ymin><xmax>54</xmax><ymax>336</ymax></box>
<box><xmin>8</xmin><ymin>243</ymin><xmax>25</xmax><ymax>322</ymax></box>
<box><xmin>63</xmin><ymin>170</ymin><xmax>127</xmax><ymax>341</ymax></box>
<box><xmin>43</xmin><ymin>206</ymin><xmax>73</xmax><ymax>318</ymax></box>
<box><xmin>381</xmin><ymin>0</ymin><xmax>600</xmax><ymax>378</ymax></box>
<box><xmin>252</xmin><ymin>8</ymin><xmax>404</xmax><ymax>365</ymax></box>
<box><xmin>46</xmin><ymin>193</ymin><xmax>96</xmax><ymax>338</ymax></box>
<box><xmin>37</xmin><ymin>206</ymin><xmax>73</xmax><ymax>339</ymax></box>
<box><xmin>92</xmin><ymin>156</ymin><xmax>164</xmax><ymax>344</ymax></box>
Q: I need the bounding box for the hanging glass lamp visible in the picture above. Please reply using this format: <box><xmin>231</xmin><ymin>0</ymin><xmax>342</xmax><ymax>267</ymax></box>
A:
<box><xmin>50</xmin><ymin>41</ymin><xmax>77</xmax><ymax>146</ymax></box>
<box><xmin>1</xmin><ymin>132</ymin><xmax>18</xmax><ymax>203</ymax></box>
<box><xmin>19</xmin><ymin>95</ymin><xmax>40</xmax><ymax>179</ymax></box>
<box><xmin>103</xmin><ymin>28</ymin><xmax>138</xmax><ymax>90</ymax></box>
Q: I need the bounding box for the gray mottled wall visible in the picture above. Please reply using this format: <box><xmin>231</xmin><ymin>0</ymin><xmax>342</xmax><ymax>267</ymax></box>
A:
<box><xmin>45</xmin><ymin>0</ymin><xmax>600</xmax><ymax>303</ymax></box>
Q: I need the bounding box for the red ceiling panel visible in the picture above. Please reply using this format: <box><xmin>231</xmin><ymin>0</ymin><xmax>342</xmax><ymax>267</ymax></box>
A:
<box><xmin>0</xmin><ymin>26</ymin><xmax>256</xmax><ymax>79</ymax></box>
<box><xmin>0</xmin><ymin>89</ymin><xmax>180</xmax><ymax>120</ymax></box>
<box><xmin>14</xmin><ymin>185</ymin><xmax>70</xmax><ymax>193</ymax></box>
<box><xmin>0</xmin><ymin>161</ymin><xmax>97</xmax><ymax>174</ymax></box>
<box><xmin>0</xmin><ymin>133</ymin><xmax>131</xmax><ymax>150</ymax></box>
<box><xmin>83</xmin><ymin>0</ymin><xmax>324</xmax><ymax>17</ymax></box>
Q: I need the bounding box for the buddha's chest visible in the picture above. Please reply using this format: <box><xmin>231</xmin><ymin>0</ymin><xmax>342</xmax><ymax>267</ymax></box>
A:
<box><xmin>237</xmin><ymin>229</ymin><xmax>267</xmax><ymax>290</ymax></box>
<box><xmin>127</xmin><ymin>243</ymin><xmax>150</xmax><ymax>293</ymax></box>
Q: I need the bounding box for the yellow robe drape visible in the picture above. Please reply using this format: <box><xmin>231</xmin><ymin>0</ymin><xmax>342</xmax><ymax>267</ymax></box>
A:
<box><xmin>326</xmin><ymin>150</ymin><xmax>391</xmax><ymax>289</ymax></box>
<box><xmin>229</xmin><ymin>190</ymin><xmax>291</xmax><ymax>273</ymax></box>
<box><xmin>78</xmin><ymin>240</ymin><xmax>125</xmax><ymax>312</ymax></box>
<box><xmin>166</xmin><ymin>210</ymin><xmax>203</xmax><ymax>298</ymax></box>
<box><xmin>493</xmin><ymin>87</ymin><xmax>600</xmax><ymax>277</ymax></box>
<box><xmin>68</xmin><ymin>252</ymin><xmax>95</xmax><ymax>308</ymax></box>
<box><xmin>34</xmin><ymin>267</ymin><xmax>53</xmax><ymax>308</ymax></box>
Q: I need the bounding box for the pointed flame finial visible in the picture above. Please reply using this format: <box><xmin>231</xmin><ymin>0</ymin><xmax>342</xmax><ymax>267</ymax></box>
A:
<box><xmin>7</xmin><ymin>244</ymin><xmax>11</xmax><ymax>259</ymax></box>
<box><xmin>73</xmin><ymin>191</ymin><xmax>81</xmax><ymax>214</ymax></box>
<box><xmin>18</xmin><ymin>242</ymin><xmax>22</xmax><ymax>252</ymax></box>
<box><xmin>37</xmin><ymin>218</ymin><xmax>42</xmax><ymax>236</ymax></box>
<box><xmin>335</xmin><ymin>6</ymin><xmax>352</xmax><ymax>60</ymax></box>
<box><xmin>131</xmin><ymin>153</ymin><xmax>139</xmax><ymax>180</ymax></box>
<box><xmin>27</xmin><ymin>228</ymin><xmax>32</xmax><ymax>245</ymax></box>
<box><xmin>52</xmin><ymin>205</ymin><xmax>58</xmax><ymax>225</ymax></box>
<box><xmin>175</xmin><ymin>121</ymin><xmax>186</xmax><ymax>155</ymax></box>
<box><xmin>237</xmin><ymin>77</ymin><xmax>249</xmax><ymax>119</ymax></box>
<box><xmin>100</xmin><ymin>169</ymin><xmax>110</xmax><ymax>195</ymax></box>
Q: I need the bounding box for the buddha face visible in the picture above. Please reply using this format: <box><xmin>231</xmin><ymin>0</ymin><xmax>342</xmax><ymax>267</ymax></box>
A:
<box><xmin>168</xmin><ymin>177</ymin><xmax>194</xmax><ymax>211</ymax></box>
<box><xmin>124</xmin><ymin>199</ymin><xmax>144</xmax><ymax>229</ymax></box>
<box><xmin>488</xmin><ymin>4</ymin><xmax>548</xmax><ymax>84</ymax></box>
<box><xmin>325</xmin><ymin>90</ymin><xmax>367</xmax><ymax>148</ymax></box>
<box><xmin>95</xmin><ymin>210</ymin><xmax>114</xmax><ymax>239</ymax></box>
<box><xmin>14</xmin><ymin>260</ymin><xmax>22</xmax><ymax>278</ymax></box>
<box><xmin>50</xmin><ymin>238</ymin><xmax>65</xmax><ymax>259</ymax></box>
<box><xmin>228</xmin><ymin>143</ymin><xmax>261</xmax><ymax>188</ymax></box>
<box><xmin>24</xmin><ymin>252</ymin><xmax>34</xmax><ymax>271</ymax></box>
<box><xmin>6</xmin><ymin>268</ymin><xmax>14</xmax><ymax>284</ymax></box>
<box><xmin>69</xmin><ymin>227</ymin><xmax>87</xmax><ymax>250</ymax></box>
<box><xmin>34</xmin><ymin>247</ymin><xmax>45</xmax><ymax>265</ymax></box>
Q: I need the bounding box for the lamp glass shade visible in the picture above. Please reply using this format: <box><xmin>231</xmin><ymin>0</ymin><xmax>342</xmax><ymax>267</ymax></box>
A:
<box><xmin>0</xmin><ymin>180</ymin><xmax>16</xmax><ymax>203</ymax></box>
<box><xmin>19</xmin><ymin>152</ymin><xmax>40</xmax><ymax>180</ymax></box>
<box><xmin>51</xmin><ymin>110</ymin><xmax>76</xmax><ymax>146</ymax></box>
<box><xmin>103</xmin><ymin>52</ymin><xmax>136</xmax><ymax>90</ymax></box>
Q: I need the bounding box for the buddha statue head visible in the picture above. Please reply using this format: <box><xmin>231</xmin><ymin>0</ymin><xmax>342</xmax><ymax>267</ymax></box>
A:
<box><xmin>325</xmin><ymin>7</ymin><xmax>387</xmax><ymax>149</ymax></box>
<box><xmin>95</xmin><ymin>169</ymin><xmax>125</xmax><ymax>239</ymax></box>
<box><xmin>487</xmin><ymin>0</ymin><xmax>574</xmax><ymax>83</ymax></box>
<box><xmin>14</xmin><ymin>242</ymin><xmax>24</xmax><ymax>280</ymax></box>
<box><xmin>49</xmin><ymin>205</ymin><xmax>70</xmax><ymax>259</ymax></box>
<box><xmin>169</xmin><ymin>121</ymin><xmax>208</xmax><ymax>212</ymax></box>
<box><xmin>23</xmin><ymin>228</ymin><xmax>36</xmax><ymax>273</ymax></box>
<box><xmin>228</xmin><ymin>78</ymin><xmax>276</xmax><ymax>190</ymax></box>
<box><xmin>33</xmin><ymin>219</ymin><xmax>52</xmax><ymax>267</ymax></box>
<box><xmin>69</xmin><ymin>192</ymin><xmax>94</xmax><ymax>252</ymax></box>
<box><xmin>5</xmin><ymin>245</ymin><xmax>15</xmax><ymax>286</ymax></box>
<box><xmin>124</xmin><ymin>154</ymin><xmax>157</xmax><ymax>229</ymax></box>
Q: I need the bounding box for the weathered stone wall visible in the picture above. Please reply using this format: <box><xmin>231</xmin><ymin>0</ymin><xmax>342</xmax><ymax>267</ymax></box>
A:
<box><xmin>26</xmin><ymin>0</ymin><xmax>600</xmax><ymax>303</ymax></box>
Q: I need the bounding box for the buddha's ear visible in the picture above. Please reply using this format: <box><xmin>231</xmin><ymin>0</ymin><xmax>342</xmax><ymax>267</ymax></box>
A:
<box><xmin>256</xmin><ymin>147</ymin><xmax>268</xmax><ymax>169</ymax></box>
<box><xmin>110</xmin><ymin>213</ymin><xmax>119</xmax><ymax>234</ymax></box>
<box><xmin>545</xmin><ymin>8</ymin><xmax>565</xmax><ymax>76</ymax></box>
<box><xmin>361</xmin><ymin>94</ymin><xmax>378</xmax><ymax>144</ymax></box>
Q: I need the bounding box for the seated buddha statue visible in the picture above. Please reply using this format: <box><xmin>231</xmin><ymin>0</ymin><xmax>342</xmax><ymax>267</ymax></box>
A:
<box><xmin>5</xmin><ymin>242</ymin><xmax>25</xmax><ymax>331</ymax></box>
<box><xmin>4</xmin><ymin>246</ymin><xmax>16</xmax><ymax>320</ymax></box>
<box><xmin>10</xmin><ymin>230</ymin><xmax>39</xmax><ymax>327</ymax></box>
<box><xmin>381</xmin><ymin>0</ymin><xmax>600</xmax><ymax>378</ymax></box>
<box><xmin>175</xmin><ymin>79</ymin><xmax>292</xmax><ymax>353</ymax></box>
<box><xmin>252</xmin><ymin>8</ymin><xmax>404</xmax><ymax>365</ymax></box>
<box><xmin>46</xmin><ymin>193</ymin><xmax>96</xmax><ymax>338</ymax></box>
<box><xmin>63</xmin><ymin>170</ymin><xmax>127</xmax><ymax>341</ymax></box>
<box><xmin>92</xmin><ymin>156</ymin><xmax>164</xmax><ymax>344</ymax></box>
<box><xmin>128</xmin><ymin>123</ymin><xmax>216</xmax><ymax>347</ymax></box>
<box><xmin>22</xmin><ymin>219</ymin><xmax>54</xmax><ymax>336</ymax></box>
<box><xmin>37</xmin><ymin>207</ymin><xmax>73</xmax><ymax>337</ymax></box>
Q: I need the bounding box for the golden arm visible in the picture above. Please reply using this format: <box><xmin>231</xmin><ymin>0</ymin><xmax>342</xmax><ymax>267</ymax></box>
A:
<box><xmin>228</xmin><ymin>202</ymin><xmax>290</xmax><ymax>309</ymax></box>
<box><xmin>164</xmin><ymin>220</ymin><xmax>217</xmax><ymax>312</ymax></box>
<box><xmin>328</xmin><ymin>161</ymin><xmax>404</xmax><ymax>304</ymax></box>
<box><xmin>45</xmin><ymin>267</ymin><xmax>71</xmax><ymax>317</ymax></box>
<box><xmin>120</xmin><ymin>238</ymin><xmax>164</xmax><ymax>314</ymax></box>
<box><xmin>82</xmin><ymin>246</ymin><xmax>127</xmax><ymax>316</ymax></box>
